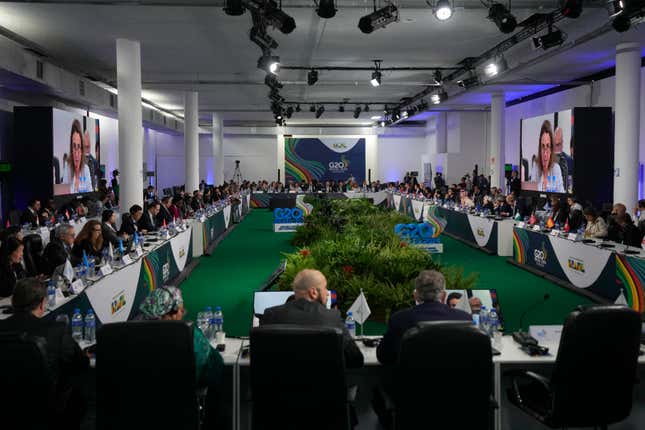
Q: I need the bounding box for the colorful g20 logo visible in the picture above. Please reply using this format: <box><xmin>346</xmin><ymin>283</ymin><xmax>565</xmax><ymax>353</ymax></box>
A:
<box><xmin>274</xmin><ymin>207</ymin><xmax>304</xmax><ymax>224</ymax></box>
<box><xmin>395</xmin><ymin>223</ymin><xmax>436</xmax><ymax>244</ymax></box>
<box><xmin>328</xmin><ymin>161</ymin><xmax>346</xmax><ymax>169</ymax></box>
<box><xmin>534</xmin><ymin>245</ymin><xmax>548</xmax><ymax>267</ymax></box>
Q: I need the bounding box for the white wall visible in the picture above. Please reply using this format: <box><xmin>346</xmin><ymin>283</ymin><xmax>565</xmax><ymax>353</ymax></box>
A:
<box><xmin>223</xmin><ymin>134</ymin><xmax>277</xmax><ymax>183</ymax></box>
<box><xmin>377</xmin><ymin>135</ymin><xmax>427</xmax><ymax>183</ymax></box>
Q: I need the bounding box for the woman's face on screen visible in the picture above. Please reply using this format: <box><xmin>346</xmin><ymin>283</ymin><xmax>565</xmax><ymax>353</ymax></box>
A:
<box><xmin>72</xmin><ymin>131</ymin><xmax>82</xmax><ymax>171</ymax></box>
<box><xmin>540</xmin><ymin>132</ymin><xmax>552</xmax><ymax>172</ymax></box>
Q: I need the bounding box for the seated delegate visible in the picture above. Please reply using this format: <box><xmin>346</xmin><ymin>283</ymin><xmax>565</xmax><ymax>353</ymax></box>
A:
<box><xmin>0</xmin><ymin>236</ymin><xmax>27</xmax><ymax>297</ymax></box>
<box><xmin>72</xmin><ymin>220</ymin><xmax>106</xmax><ymax>264</ymax></box>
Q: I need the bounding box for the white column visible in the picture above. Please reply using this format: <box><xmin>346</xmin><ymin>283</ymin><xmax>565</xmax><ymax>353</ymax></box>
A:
<box><xmin>614</xmin><ymin>42</ymin><xmax>641</xmax><ymax>205</ymax></box>
<box><xmin>489</xmin><ymin>93</ymin><xmax>505</xmax><ymax>188</ymax></box>
<box><xmin>116</xmin><ymin>39</ymin><xmax>143</xmax><ymax>211</ymax></box>
<box><xmin>212</xmin><ymin>113</ymin><xmax>224</xmax><ymax>186</ymax></box>
<box><xmin>184</xmin><ymin>92</ymin><xmax>199</xmax><ymax>192</ymax></box>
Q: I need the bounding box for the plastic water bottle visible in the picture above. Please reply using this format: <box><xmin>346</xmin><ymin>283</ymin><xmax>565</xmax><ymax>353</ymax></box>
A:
<box><xmin>196</xmin><ymin>310</ymin><xmax>206</xmax><ymax>332</ymax></box>
<box><xmin>213</xmin><ymin>306</ymin><xmax>224</xmax><ymax>333</ymax></box>
<box><xmin>345</xmin><ymin>311</ymin><xmax>356</xmax><ymax>338</ymax></box>
<box><xmin>71</xmin><ymin>309</ymin><xmax>84</xmax><ymax>342</ymax></box>
<box><xmin>47</xmin><ymin>280</ymin><xmax>56</xmax><ymax>310</ymax></box>
<box><xmin>479</xmin><ymin>306</ymin><xmax>489</xmax><ymax>333</ymax></box>
<box><xmin>84</xmin><ymin>309</ymin><xmax>96</xmax><ymax>342</ymax></box>
<box><xmin>488</xmin><ymin>309</ymin><xmax>499</xmax><ymax>337</ymax></box>
<box><xmin>472</xmin><ymin>313</ymin><xmax>480</xmax><ymax>327</ymax></box>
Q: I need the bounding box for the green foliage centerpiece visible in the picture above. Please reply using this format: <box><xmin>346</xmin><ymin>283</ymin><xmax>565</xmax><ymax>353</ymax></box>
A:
<box><xmin>278</xmin><ymin>197</ymin><xmax>477</xmax><ymax>321</ymax></box>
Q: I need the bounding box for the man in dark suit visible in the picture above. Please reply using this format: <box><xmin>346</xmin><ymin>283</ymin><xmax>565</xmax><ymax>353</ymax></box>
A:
<box><xmin>377</xmin><ymin>270</ymin><xmax>471</xmax><ymax>365</ymax></box>
<box><xmin>138</xmin><ymin>201</ymin><xmax>160</xmax><ymax>233</ymax></box>
<box><xmin>0</xmin><ymin>278</ymin><xmax>89</xmax><ymax>427</ymax></box>
<box><xmin>43</xmin><ymin>224</ymin><xmax>76</xmax><ymax>274</ymax></box>
<box><xmin>119</xmin><ymin>204</ymin><xmax>143</xmax><ymax>236</ymax></box>
<box><xmin>20</xmin><ymin>199</ymin><xmax>41</xmax><ymax>227</ymax></box>
<box><xmin>261</xmin><ymin>269</ymin><xmax>364</xmax><ymax>368</ymax></box>
<box><xmin>157</xmin><ymin>196</ymin><xmax>174</xmax><ymax>227</ymax></box>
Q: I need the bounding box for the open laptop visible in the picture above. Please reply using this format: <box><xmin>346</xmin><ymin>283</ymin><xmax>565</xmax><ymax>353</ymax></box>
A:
<box><xmin>253</xmin><ymin>291</ymin><xmax>295</xmax><ymax>317</ymax></box>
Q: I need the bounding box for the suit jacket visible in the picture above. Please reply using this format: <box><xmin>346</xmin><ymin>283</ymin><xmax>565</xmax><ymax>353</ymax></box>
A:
<box><xmin>102</xmin><ymin>222</ymin><xmax>121</xmax><ymax>248</ymax></box>
<box><xmin>138</xmin><ymin>211</ymin><xmax>158</xmax><ymax>232</ymax></box>
<box><xmin>0</xmin><ymin>262</ymin><xmax>26</xmax><ymax>297</ymax></box>
<box><xmin>42</xmin><ymin>238</ymin><xmax>72</xmax><ymax>275</ymax></box>
<box><xmin>119</xmin><ymin>214</ymin><xmax>139</xmax><ymax>236</ymax></box>
<box><xmin>0</xmin><ymin>312</ymin><xmax>88</xmax><ymax>390</ymax></box>
<box><xmin>71</xmin><ymin>239</ymin><xmax>104</xmax><ymax>264</ymax></box>
<box><xmin>261</xmin><ymin>298</ymin><xmax>364</xmax><ymax>368</ymax></box>
<box><xmin>20</xmin><ymin>207</ymin><xmax>40</xmax><ymax>227</ymax></box>
<box><xmin>377</xmin><ymin>301</ymin><xmax>471</xmax><ymax>365</ymax></box>
<box><xmin>156</xmin><ymin>205</ymin><xmax>174</xmax><ymax>227</ymax></box>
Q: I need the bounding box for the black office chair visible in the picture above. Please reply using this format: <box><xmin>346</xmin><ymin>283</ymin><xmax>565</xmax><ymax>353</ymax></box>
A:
<box><xmin>507</xmin><ymin>305</ymin><xmax>641</xmax><ymax>429</ymax></box>
<box><xmin>250</xmin><ymin>325</ymin><xmax>351</xmax><ymax>430</ymax></box>
<box><xmin>388</xmin><ymin>320</ymin><xmax>494</xmax><ymax>430</ymax></box>
<box><xmin>96</xmin><ymin>321</ymin><xmax>200</xmax><ymax>430</ymax></box>
<box><xmin>0</xmin><ymin>332</ymin><xmax>55</xmax><ymax>430</ymax></box>
<box><xmin>22</xmin><ymin>233</ymin><xmax>45</xmax><ymax>276</ymax></box>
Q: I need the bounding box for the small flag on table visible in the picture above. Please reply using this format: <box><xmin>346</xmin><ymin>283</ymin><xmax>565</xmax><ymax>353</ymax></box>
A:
<box><xmin>563</xmin><ymin>219</ymin><xmax>570</xmax><ymax>233</ymax></box>
<box><xmin>546</xmin><ymin>217</ymin><xmax>555</xmax><ymax>229</ymax></box>
<box><xmin>82</xmin><ymin>250</ymin><xmax>90</xmax><ymax>268</ymax></box>
<box><xmin>348</xmin><ymin>289</ymin><xmax>371</xmax><ymax>337</ymax></box>
<box><xmin>118</xmin><ymin>239</ymin><xmax>124</xmax><ymax>255</ymax></box>
<box><xmin>514</xmin><ymin>212</ymin><xmax>522</xmax><ymax>221</ymax></box>
<box><xmin>65</xmin><ymin>210</ymin><xmax>70</xmax><ymax>220</ymax></box>
<box><xmin>108</xmin><ymin>242</ymin><xmax>114</xmax><ymax>260</ymax></box>
<box><xmin>5</xmin><ymin>219</ymin><xmax>9</xmax><ymax>228</ymax></box>
<box><xmin>529</xmin><ymin>213</ymin><xmax>537</xmax><ymax>225</ymax></box>
<box><xmin>63</xmin><ymin>259</ymin><xmax>74</xmax><ymax>283</ymax></box>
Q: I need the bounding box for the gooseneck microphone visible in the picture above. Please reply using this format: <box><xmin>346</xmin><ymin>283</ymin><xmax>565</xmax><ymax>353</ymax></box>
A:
<box><xmin>518</xmin><ymin>293</ymin><xmax>550</xmax><ymax>334</ymax></box>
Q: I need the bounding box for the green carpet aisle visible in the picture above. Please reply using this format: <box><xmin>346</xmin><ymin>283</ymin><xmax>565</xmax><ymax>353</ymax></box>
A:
<box><xmin>181</xmin><ymin>210</ymin><xmax>294</xmax><ymax>337</ymax></box>
<box><xmin>182</xmin><ymin>209</ymin><xmax>593</xmax><ymax>336</ymax></box>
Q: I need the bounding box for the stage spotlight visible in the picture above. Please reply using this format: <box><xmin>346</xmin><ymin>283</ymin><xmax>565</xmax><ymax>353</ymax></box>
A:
<box><xmin>488</xmin><ymin>3</ymin><xmax>517</xmax><ymax>34</ymax></box>
<box><xmin>561</xmin><ymin>0</ymin><xmax>582</xmax><ymax>18</ymax></box>
<box><xmin>338</xmin><ymin>105</ymin><xmax>345</xmax><ymax>112</ymax></box>
<box><xmin>358</xmin><ymin>4</ymin><xmax>399</xmax><ymax>34</ymax></box>
<box><xmin>309</xmin><ymin>105</ymin><xmax>316</xmax><ymax>112</ymax></box>
<box><xmin>264</xmin><ymin>73</ymin><xmax>283</xmax><ymax>89</ymax></box>
<box><xmin>434</xmin><ymin>0</ymin><xmax>453</xmax><ymax>21</ymax></box>
<box><xmin>315</xmin><ymin>105</ymin><xmax>325</xmax><ymax>118</ymax></box>
<box><xmin>316</xmin><ymin>0</ymin><xmax>337</xmax><ymax>19</ymax></box>
<box><xmin>431</xmin><ymin>90</ymin><xmax>448</xmax><ymax>105</ymax></box>
<box><xmin>224</xmin><ymin>0</ymin><xmax>245</xmax><ymax>16</ymax></box>
<box><xmin>353</xmin><ymin>106</ymin><xmax>362</xmax><ymax>119</ymax></box>
<box><xmin>264</xmin><ymin>0</ymin><xmax>296</xmax><ymax>34</ymax></box>
<box><xmin>364</xmin><ymin>104</ymin><xmax>370</xmax><ymax>112</ymax></box>
<box><xmin>484</xmin><ymin>58</ymin><xmax>507</xmax><ymax>77</ymax></box>
<box><xmin>532</xmin><ymin>29</ymin><xmax>564</xmax><ymax>50</ymax></box>
<box><xmin>371</xmin><ymin>71</ymin><xmax>382</xmax><ymax>87</ymax></box>
<box><xmin>258</xmin><ymin>55</ymin><xmax>280</xmax><ymax>74</ymax></box>
<box><xmin>610</xmin><ymin>0</ymin><xmax>625</xmax><ymax>17</ymax></box>
<box><xmin>307</xmin><ymin>69</ymin><xmax>318</xmax><ymax>86</ymax></box>
<box><xmin>433</xmin><ymin>70</ymin><xmax>443</xmax><ymax>85</ymax></box>
<box><xmin>250</xmin><ymin>27</ymin><xmax>278</xmax><ymax>51</ymax></box>
<box><xmin>285</xmin><ymin>106</ymin><xmax>294</xmax><ymax>118</ymax></box>
<box><xmin>295</xmin><ymin>104</ymin><xmax>301</xmax><ymax>112</ymax></box>
<box><xmin>457</xmin><ymin>74</ymin><xmax>480</xmax><ymax>89</ymax></box>
<box><xmin>400</xmin><ymin>110</ymin><xmax>409</xmax><ymax>119</ymax></box>
<box><xmin>612</xmin><ymin>13</ymin><xmax>631</xmax><ymax>31</ymax></box>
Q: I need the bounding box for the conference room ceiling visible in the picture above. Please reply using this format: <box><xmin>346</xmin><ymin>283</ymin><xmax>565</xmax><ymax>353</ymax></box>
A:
<box><xmin>0</xmin><ymin>1</ymin><xmax>642</xmax><ymax>124</ymax></box>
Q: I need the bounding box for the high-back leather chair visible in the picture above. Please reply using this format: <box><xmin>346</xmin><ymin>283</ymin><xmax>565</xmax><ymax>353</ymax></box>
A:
<box><xmin>507</xmin><ymin>305</ymin><xmax>641</xmax><ymax>429</ymax></box>
<box><xmin>0</xmin><ymin>332</ymin><xmax>55</xmax><ymax>430</ymax></box>
<box><xmin>250</xmin><ymin>325</ymin><xmax>350</xmax><ymax>430</ymax></box>
<box><xmin>96</xmin><ymin>321</ymin><xmax>199</xmax><ymax>430</ymax></box>
<box><xmin>394</xmin><ymin>321</ymin><xmax>494</xmax><ymax>430</ymax></box>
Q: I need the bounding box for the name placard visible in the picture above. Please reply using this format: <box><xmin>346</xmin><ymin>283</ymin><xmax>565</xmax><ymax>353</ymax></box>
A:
<box><xmin>71</xmin><ymin>279</ymin><xmax>85</xmax><ymax>295</ymax></box>
<box><xmin>532</xmin><ymin>225</ymin><xmax>541</xmax><ymax>232</ymax></box>
<box><xmin>99</xmin><ymin>265</ymin><xmax>113</xmax><ymax>277</ymax></box>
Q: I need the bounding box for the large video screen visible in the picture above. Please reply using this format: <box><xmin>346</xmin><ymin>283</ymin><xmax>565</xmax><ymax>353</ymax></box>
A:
<box><xmin>53</xmin><ymin>109</ymin><xmax>101</xmax><ymax>196</ymax></box>
<box><xmin>520</xmin><ymin>110</ymin><xmax>573</xmax><ymax>194</ymax></box>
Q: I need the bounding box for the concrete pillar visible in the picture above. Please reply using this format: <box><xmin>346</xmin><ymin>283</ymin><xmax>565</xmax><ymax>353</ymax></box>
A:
<box><xmin>184</xmin><ymin>92</ymin><xmax>199</xmax><ymax>192</ymax></box>
<box><xmin>212</xmin><ymin>113</ymin><xmax>224</xmax><ymax>186</ymax></box>
<box><xmin>614</xmin><ymin>42</ymin><xmax>641</xmax><ymax>205</ymax></box>
<box><xmin>489</xmin><ymin>93</ymin><xmax>505</xmax><ymax>188</ymax></box>
<box><xmin>116</xmin><ymin>39</ymin><xmax>143</xmax><ymax>210</ymax></box>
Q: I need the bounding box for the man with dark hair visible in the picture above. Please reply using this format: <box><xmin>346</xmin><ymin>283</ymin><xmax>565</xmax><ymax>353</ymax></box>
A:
<box><xmin>0</xmin><ymin>278</ymin><xmax>89</xmax><ymax>427</ymax></box>
<box><xmin>157</xmin><ymin>196</ymin><xmax>174</xmax><ymax>226</ymax></box>
<box><xmin>138</xmin><ymin>201</ymin><xmax>160</xmax><ymax>233</ymax></box>
<box><xmin>377</xmin><ymin>270</ymin><xmax>471</xmax><ymax>365</ymax></box>
<box><xmin>20</xmin><ymin>199</ymin><xmax>41</xmax><ymax>227</ymax></box>
<box><xmin>119</xmin><ymin>204</ymin><xmax>143</xmax><ymax>236</ymax></box>
<box><xmin>608</xmin><ymin>203</ymin><xmax>642</xmax><ymax>247</ymax></box>
<box><xmin>446</xmin><ymin>292</ymin><xmax>462</xmax><ymax>308</ymax></box>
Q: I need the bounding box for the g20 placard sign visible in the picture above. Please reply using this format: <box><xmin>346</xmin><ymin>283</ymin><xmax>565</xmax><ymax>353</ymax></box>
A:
<box><xmin>273</xmin><ymin>208</ymin><xmax>305</xmax><ymax>233</ymax></box>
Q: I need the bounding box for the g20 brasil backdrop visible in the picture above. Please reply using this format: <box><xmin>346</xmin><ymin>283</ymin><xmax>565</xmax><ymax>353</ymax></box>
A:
<box><xmin>284</xmin><ymin>137</ymin><xmax>366</xmax><ymax>183</ymax></box>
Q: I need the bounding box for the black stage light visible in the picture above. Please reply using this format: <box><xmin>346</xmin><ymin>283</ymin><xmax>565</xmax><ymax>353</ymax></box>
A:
<box><xmin>258</xmin><ymin>55</ymin><xmax>280</xmax><ymax>74</ymax></box>
<box><xmin>488</xmin><ymin>3</ymin><xmax>517</xmax><ymax>34</ymax></box>
<box><xmin>433</xmin><ymin>70</ymin><xmax>443</xmax><ymax>85</ymax></box>
<box><xmin>338</xmin><ymin>105</ymin><xmax>345</xmax><ymax>112</ymax></box>
<box><xmin>310</xmin><ymin>105</ymin><xmax>316</xmax><ymax>112</ymax></box>
<box><xmin>431</xmin><ymin>90</ymin><xmax>448</xmax><ymax>105</ymax></box>
<box><xmin>370</xmin><ymin>70</ymin><xmax>382</xmax><ymax>87</ymax></box>
<box><xmin>612</xmin><ymin>13</ymin><xmax>631</xmax><ymax>31</ymax></box>
<box><xmin>264</xmin><ymin>73</ymin><xmax>283</xmax><ymax>89</ymax></box>
<box><xmin>249</xmin><ymin>27</ymin><xmax>278</xmax><ymax>51</ymax></box>
<box><xmin>358</xmin><ymin>4</ymin><xmax>399</xmax><ymax>34</ymax></box>
<box><xmin>295</xmin><ymin>104</ymin><xmax>302</xmax><ymax>112</ymax></box>
<box><xmin>224</xmin><ymin>0</ymin><xmax>245</xmax><ymax>16</ymax></box>
<box><xmin>316</xmin><ymin>0</ymin><xmax>337</xmax><ymax>19</ymax></box>
<box><xmin>315</xmin><ymin>105</ymin><xmax>325</xmax><ymax>118</ymax></box>
<box><xmin>353</xmin><ymin>106</ymin><xmax>362</xmax><ymax>119</ymax></box>
<box><xmin>364</xmin><ymin>104</ymin><xmax>370</xmax><ymax>112</ymax></box>
<box><xmin>457</xmin><ymin>74</ymin><xmax>480</xmax><ymax>89</ymax></box>
<box><xmin>285</xmin><ymin>106</ymin><xmax>294</xmax><ymax>118</ymax></box>
<box><xmin>532</xmin><ymin>29</ymin><xmax>564</xmax><ymax>50</ymax></box>
<box><xmin>561</xmin><ymin>0</ymin><xmax>582</xmax><ymax>18</ymax></box>
<box><xmin>307</xmin><ymin>69</ymin><xmax>318</xmax><ymax>85</ymax></box>
<box><xmin>265</xmin><ymin>0</ymin><xmax>296</xmax><ymax>34</ymax></box>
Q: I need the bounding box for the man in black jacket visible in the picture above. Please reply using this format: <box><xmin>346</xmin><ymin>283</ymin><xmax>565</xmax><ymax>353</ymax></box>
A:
<box><xmin>119</xmin><ymin>205</ymin><xmax>143</xmax><ymax>236</ymax></box>
<box><xmin>138</xmin><ymin>201</ymin><xmax>160</xmax><ymax>233</ymax></box>
<box><xmin>608</xmin><ymin>203</ymin><xmax>643</xmax><ymax>247</ymax></box>
<box><xmin>0</xmin><ymin>278</ymin><xmax>89</xmax><ymax>428</ymax></box>
<box><xmin>261</xmin><ymin>269</ymin><xmax>364</xmax><ymax>368</ymax></box>
<box><xmin>377</xmin><ymin>270</ymin><xmax>471</xmax><ymax>365</ymax></box>
<box><xmin>157</xmin><ymin>196</ymin><xmax>174</xmax><ymax>227</ymax></box>
<box><xmin>20</xmin><ymin>199</ymin><xmax>41</xmax><ymax>227</ymax></box>
<box><xmin>43</xmin><ymin>224</ymin><xmax>76</xmax><ymax>274</ymax></box>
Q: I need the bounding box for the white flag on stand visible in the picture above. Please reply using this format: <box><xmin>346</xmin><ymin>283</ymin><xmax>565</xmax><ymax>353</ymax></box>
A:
<box><xmin>348</xmin><ymin>289</ymin><xmax>371</xmax><ymax>325</ymax></box>
<box><xmin>62</xmin><ymin>259</ymin><xmax>74</xmax><ymax>283</ymax></box>
<box><xmin>108</xmin><ymin>242</ymin><xmax>114</xmax><ymax>260</ymax></box>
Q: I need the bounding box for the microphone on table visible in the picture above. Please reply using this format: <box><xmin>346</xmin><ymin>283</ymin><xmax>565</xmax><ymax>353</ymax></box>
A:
<box><xmin>513</xmin><ymin>293</ymin><xmax>551</xmax><ymax>355</ymax></box>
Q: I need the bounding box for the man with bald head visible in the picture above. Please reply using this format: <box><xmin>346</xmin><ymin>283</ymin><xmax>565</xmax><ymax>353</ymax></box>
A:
<box><xmin>608</xmin><ymin>203</ymin><xmax>642</xmax><ymax>246</ymax></box>
<box><xmin>261</xmin><ymin>269</ymin><xmax>364</xmax><ymax>368</ymax></box>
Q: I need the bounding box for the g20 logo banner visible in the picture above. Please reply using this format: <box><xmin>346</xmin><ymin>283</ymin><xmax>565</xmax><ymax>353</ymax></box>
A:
<box><xmin>285</xmin><ymin>137</ymin><xmax>366</xmax><ymax>183</ymax></box>
<box><xmin>274</xmin><ymin>208</ymin><xmax>304</xmax><ymax>224</ymax></box>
